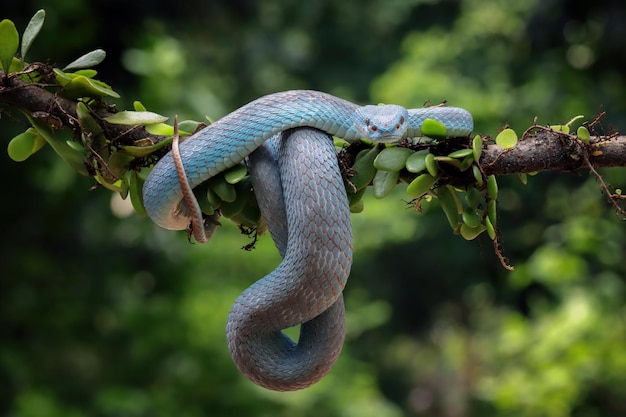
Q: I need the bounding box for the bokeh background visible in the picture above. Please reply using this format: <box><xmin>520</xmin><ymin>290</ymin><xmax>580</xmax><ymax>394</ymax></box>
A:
<box><xmin>2</xmin><ymin>1</ymin><xmax>626</xmax><ymax>416</ymax></box>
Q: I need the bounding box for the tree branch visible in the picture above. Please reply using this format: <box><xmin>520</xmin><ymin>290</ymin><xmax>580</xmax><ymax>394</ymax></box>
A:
<box><xmin>481</xmin><ymin>130</ymin><xmax>626</xmax><ymax>175</ymax></box>
<box><xmin>0</xmin><ymin>69</ymin><xmax>166</xmax><ymax>146</ymax></box>
<box><xmin>2</xmin><ymin>68</ymin><xmax>625</xmax><ymax>178</ymax></box>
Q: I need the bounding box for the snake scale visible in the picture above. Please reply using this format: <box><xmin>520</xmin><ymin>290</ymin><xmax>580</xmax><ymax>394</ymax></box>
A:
<box><xmin>142</xmin><ymin>90</ymin><xmax>473</xmax><ymax>391</ymax></box>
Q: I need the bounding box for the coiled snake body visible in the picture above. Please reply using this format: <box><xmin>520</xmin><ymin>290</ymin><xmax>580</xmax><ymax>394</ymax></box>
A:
<box><xmin>142</xmin><ymin>90</ymin><xmax>473</xmax><ymax>390</ymax></box>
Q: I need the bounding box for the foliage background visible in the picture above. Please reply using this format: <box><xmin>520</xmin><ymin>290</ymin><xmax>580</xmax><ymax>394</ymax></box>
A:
<box><xmin>1</xmin><ymin>1</ymin><xmax>626</xmax><ymax>416</ymax></box>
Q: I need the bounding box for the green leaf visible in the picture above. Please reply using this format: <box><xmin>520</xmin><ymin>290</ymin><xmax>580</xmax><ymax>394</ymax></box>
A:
<box><xmin>488</xmin><ymin>200</ymin><xmax>497</xmax><ymax>226</ymax></box>
<box><xmin>334</xmin><ymin>137</ymin><xmax>350</xmax><ymax>148</ymax></box>
<box><xmin>6</xmin><ymin>57</ymin><xmax>24</xmax><ymax>73</ymax></box>
<box><xmin>74</xmin><ymin>69</ymin><xmax>97</xmax><ymax>78</ymax></box>
<box><xmin>472</xmin><ymin>165</ymin><xmax>483</xmax><ymax>187</ymax></box>
<box><xmin>56</xmin><ymin>71</ymin><xmax>120</xmax><ymax>99</ymax></box>
<box><xmin>349</xmin><ymin>146</ymin><xmax>380</xmax><ymax>191</ymax></box>
<box><xmin>495</xmin><ymin>128</ymin><xmax>518</xmax><ymax>149</ymax></box>
<box><xmin>133</xmin><ymin>101</ymin><xmax>148</xmax><ymax>111</ymax></box>
<box><xmin>221</xmin><ymin>181</ymin><xmax>251</xmax><ymax>218</ymax></box>
<box><xmin>63</xmin><ymin>49</ymin><xmax>106</xmax><ymax>71</ymax></box>
<box><xmin>349</xmin><ymin>199</ymin><xmax>364</xmax><ymax>214</ymax></box>
<box><xmin>205</xmin><ymin>185</ymin><xmax>222</xmax><ymax>208</ymax></box>
<box><xmin>232</xmin><ymin>203</ymin><xmax>261</xmax><ymax>229</ymax></box>
<box><xmin>209</xmin><ymin>176</ymin><xmax>237</xmax><ymax>203</ymax></box>
<box><xmin>76</xmin><ymin>102</ymin><xmax>109</xmax><ymax>165</ymax></box>
<box><xmin>462</xmin><ymin>208</ymin><xmax>482</xmax><ymax>228</ymax></box>
<box><xmin>7</xmin><ymin>128</ymin><xmax>46</xmax><ymax>161</ymax></box>
<box><xmin>120</xmin><ymin>137</ymin><xmax>172</xmax><ymax>157</ymax></box>
<box><xmin>424</xmin><ymin>152</ymin><xmax>438</xmax><ymax>176</ymax></box>
<box><xmin>373</xmin><ymin>146</ymin><xmax>413</xmax><ymax>171</ymax></box>
<box><xmin>472</xmin><ymin>135</ymin><xmax>482</xmax><ymax>161</ymax></box>
<box><xmin>565</xmin><ymin>115</ymin><xmax>584</xmax><ymax>127</ymax></box>
<box><xmin>76</xmin><ymin>102</ymin><xmax>103</xmax><ymax>137</ymax></box>
<box><xmin>577</xmin><ymin>126</ymin><xmax>591</xmax><ymax>143</ymax></box>
<box><xmin>459</xmin><ymin>155</ymin><xmax>474</xmax><ymax>171</ymax></box>
<box><xmin>108</xmin><ymin>151</ymin><xmax>134</xmax><ymax>179</ymax></box>
<box><xmin>178</xmin><ymin>120</ymin><xmax>203</xmax><ymax>134</ymax></box>
<box><xmin>224</xmin><ymin>164</ymin><xmax>248</xmax><ymax>184</ymax></box>
<box><xmin>94</xmin><ymin>172</ymin><xmax>124</xmax><ymax>192</ymax></box>
<box><xmin>485</xmin><ymin>216</ymin><xmax>496</xmax><ymax>240</ymax></box>
<box><xmin>65</xmin><ymin>140</ymin><xmax>86</xmax><ymax>153</ymax></box>
<box><xmin>448</xmin><ymin>148</ymin><xmax>473</xmax><ymax>159</ymax></box>
<box><xmin>127</xmin><ymin>170</ymin><xmax>147</xmax><ymax>216</ymax></box>
<box><xmin>421</xmin><ymin>118</ymin><xmax>447</xmax><ymax>139</ymax></box>
<box><xmin>436</xmin><ymin>185</ymin><xmax>461</xmax><ymax>229</ymax></box>
<box><xmin>145</xmin><ymin>123</ymin><xmax>176</xmax><ymax>135</ymax></box>
<box><xmin>550</xmin><ymin>125</ymin><xmax>570</xmax><ymax>134</ymax></box>
<box><xmin>72</xmin><ymin>76</ymin><xmax>120</xmax><ymax>98</ymax></box>
<box><xmin>24</xmin><ymin>112</ymin><xmax>89</xmax><ymax>175</ymax></box>
<box><xmin>21</xmin><ymin>9</ymin><xmax>45</xmax><ymax>60</ymax></box>
<box><xmin>406</xmin><ymin>173</ymin><xmax>437</xmax><ymax>199</ymax></box>
<box><xmin>144</xmin><ymin>121</ymin><xmax>195</xmax><ymax>136</ymax></box>
<box><xmin>192</xmin><ymin>181</ymin><xmax>216</xmax><ymax>216</ymax></box>
<box><xmin>105</xmin><ymin>111</ymin><xmax>169</xmax><ymax>125</ymax></box>
<box><xmin>0</xmin><ymin>19</ymin><xmax>19</xmax><ymax>73</ymax></box>
<box><xmin>433</xmin><ymin>156</ymin><xmax>461</xmax><ymax>169</ymax></box>
<box><xmin>460</xmin><ymin>223</ymin><xmax>486</xmax><ymax>240</ymax></box>
<box><xmin>487</xmin><ymin>175</ymin><xmax>498</xmax><ymax>200</ymax></box>
<box><xmin>465</xmin><ymin>187</ymin><xmax>483</xmax><ymax>209</ymax></box>
<box><xmin>519</xmin><ymin>173</ymin><xmax>528</xmax><ymax>185</ymax></box>
<box><xmin>348</xmin><ymin>187</ymin><xmax>367</xmax><ymax>213</ymax></box>
<box><xmin>53</xmin><ymin>68</ymin><xmax>73</xmax><ymax>86</ymax></box>
<box><xmin>405</xmin><ymin>149</ymin><xmax>430</xmax><ymax>173</ymax></box>
<box><xmin>372</xmin><ymin>169</ymin><xmax>399</xmax><ymax>199</ymax></box>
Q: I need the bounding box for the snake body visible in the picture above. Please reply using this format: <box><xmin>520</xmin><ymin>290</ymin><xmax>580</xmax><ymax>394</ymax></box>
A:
<box><xmin>142</xmin><ymin>90</ymin><xmax>473</xmax><ymax>390</ymax></box>
<box><xmin>233</xmin><ymin>128</ymin><xmax>350</xmax><ymax>390</ymax></box>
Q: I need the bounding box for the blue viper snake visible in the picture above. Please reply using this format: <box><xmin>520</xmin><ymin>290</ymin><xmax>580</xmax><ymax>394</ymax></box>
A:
<box><xmin>142</xmin><ymin>90</ymin><xmax>473</xmax><ymax>390</ymax></box>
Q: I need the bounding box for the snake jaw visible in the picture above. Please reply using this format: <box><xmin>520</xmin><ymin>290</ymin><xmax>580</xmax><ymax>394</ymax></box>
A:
<box><xmin>353</xmin><ymin>104</ymin><xmax>409</xmax><ymax>143</ymax></box>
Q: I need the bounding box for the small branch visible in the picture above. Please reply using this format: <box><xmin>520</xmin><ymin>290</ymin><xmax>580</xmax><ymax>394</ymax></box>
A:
<box><xmin>581</xmin><ymin>146</ymin><xmax>626</xmax><ymax>218</ymax></box>
<box><xmin>480</xmin><ymin>130</ymin><xmax>626</xmax><ymax>175</ymax></box>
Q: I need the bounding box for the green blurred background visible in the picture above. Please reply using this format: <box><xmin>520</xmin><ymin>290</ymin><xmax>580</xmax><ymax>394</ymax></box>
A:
<box><xmin>2</xmin><ymin>1</ymin><xmax>626</xmax><ymax>416</ymax></box>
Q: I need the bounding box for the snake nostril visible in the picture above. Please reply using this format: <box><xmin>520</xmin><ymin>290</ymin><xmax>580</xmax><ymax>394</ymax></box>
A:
<box><xmin>395</xmin><ymin>124</ymin><xmax>400</xmax><ymax>130</ymax></box>
<box><xmin>370</xmin><ymin>125</ymin><xmax>378</xmax><ymax>132</ymax></box>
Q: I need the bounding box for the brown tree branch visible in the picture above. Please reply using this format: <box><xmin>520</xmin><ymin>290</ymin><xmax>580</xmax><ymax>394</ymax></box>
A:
<box><xmin>0</xmin><ymin>69</ymin><xmax>166</xmax><ymax>146</ymax></box>
<box><xmin>481</xmin><ymin>129</ymin><xmax>625</xmax><ymax>175</ymax></box>
<box><xmin>2</xmin><ymin>69</ymin><xmax>625</xmax><ymax>178</ymax></box>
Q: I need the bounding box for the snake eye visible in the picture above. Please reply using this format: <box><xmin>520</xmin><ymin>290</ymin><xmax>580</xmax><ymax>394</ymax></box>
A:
<box><xmin>365</xmin><ymin>118</ymin><xmax>370</xmax><ymax>126</ymax></box>
<box><xmin>399</xmin><ymin>116</ymin><xmax>405</xmax><ymax>125</ymax></box>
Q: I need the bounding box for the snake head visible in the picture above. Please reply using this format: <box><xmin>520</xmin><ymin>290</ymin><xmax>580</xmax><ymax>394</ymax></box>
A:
<box><xmin>353</xmin><ymin>104</ymin><xmax>409</xmax><ymax>143</ymax></box>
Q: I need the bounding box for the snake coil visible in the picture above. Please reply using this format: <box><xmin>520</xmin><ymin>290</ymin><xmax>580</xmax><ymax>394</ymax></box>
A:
<box><xmin>142</xmin><ymin>90</ymin><xmax>473</xmax><ymax>390</ymax></box>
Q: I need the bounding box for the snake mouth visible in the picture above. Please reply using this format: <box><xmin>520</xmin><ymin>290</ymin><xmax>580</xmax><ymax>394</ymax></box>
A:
<box><xmin>376</xmin><ymin>133</ymin><xmax>404</xmax><ymax>143</ymax></box>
